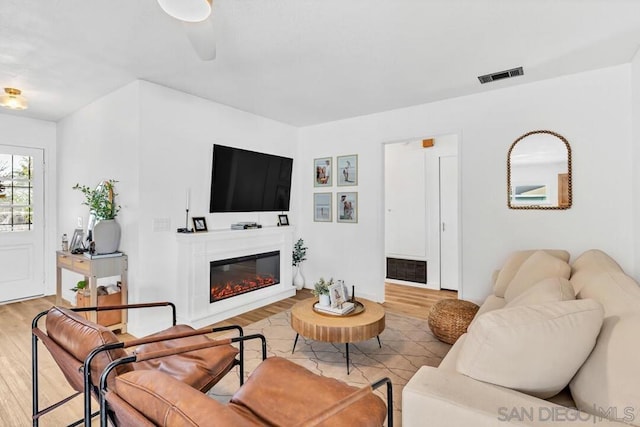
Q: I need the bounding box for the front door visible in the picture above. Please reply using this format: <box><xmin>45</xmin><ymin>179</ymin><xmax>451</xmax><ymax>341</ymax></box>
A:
<box><xmin>0</xmin><ymin>146</ymin><xmax>44</xmax><ymax>303</ymax></box>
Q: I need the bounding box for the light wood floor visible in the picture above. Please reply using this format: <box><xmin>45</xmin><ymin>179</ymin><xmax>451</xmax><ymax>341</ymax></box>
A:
<box><xmin>2</xmin><ymin>284</ymin><xmax>455</xmax><ymax>426</ymax></box>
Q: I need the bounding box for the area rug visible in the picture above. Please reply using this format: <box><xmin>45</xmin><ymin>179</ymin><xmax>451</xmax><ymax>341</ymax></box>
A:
<box><xmin>208</xmin><ymin>310</ymin><xmax>452</xmax><ymax>426</ymax></box>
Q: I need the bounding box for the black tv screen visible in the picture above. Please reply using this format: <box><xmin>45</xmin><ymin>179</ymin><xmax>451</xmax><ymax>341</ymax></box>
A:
<box><xmin>210</xmin><ymin>145</ymin><xmax>293</xmax><ymax>213</ymax></box>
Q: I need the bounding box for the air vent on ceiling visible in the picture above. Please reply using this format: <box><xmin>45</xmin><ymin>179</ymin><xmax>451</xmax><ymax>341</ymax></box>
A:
<box><xmin>478</xmin><ymin>67</ymin><xmax>524</xmax><ymax>84</ymax></box>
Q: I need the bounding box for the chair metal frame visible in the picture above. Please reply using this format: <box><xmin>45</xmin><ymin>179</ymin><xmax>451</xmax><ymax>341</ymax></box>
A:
<box><xmin>31</xmin><ymin>302</ymin><xmax>245</xmax><ymax>427</ymax></box>
<box><xmin>98</xmin><ymin>335</ymin><xmax>394</xmax><ymax>427</ymax></box>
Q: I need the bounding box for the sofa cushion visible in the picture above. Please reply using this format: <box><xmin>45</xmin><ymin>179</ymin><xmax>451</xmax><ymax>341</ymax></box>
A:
<box><xmin>493</xmin><ymin>250</ymin><xmax>570</xmax><ymax>297</ymax></box>
<box><xmin>505</xmin><ymin>277</ymin><xmax>575</xmax><ymax>308</ymax></box>
<box><xmin>503</xmin><ymin>251</ymin><xmax>571</xmax><ymax>303</ymax></box>
<box><xmin>571</xmin><ymin>250</ymin><xmax>624</xmax><ymax>295</ymax></box>
<box><xmin>456</xmin><ymin>299</ymin><xmax>603</xmax><ymax>399</ymax></box>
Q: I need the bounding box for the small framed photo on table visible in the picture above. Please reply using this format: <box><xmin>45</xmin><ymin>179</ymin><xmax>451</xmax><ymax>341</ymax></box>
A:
<box><xmin>329</xmin><ymin>282</ymin><xmax>347</xmax><ymax>308</ymax></box>
<box><xmin>192</xmin><ymin>217</ymin><xmax>208</xmax><ymax>232</ymax></box>
<box><xmin>278</xmin><ymin>214</ymin><xmax>289</xmax><ymax>226</ymax></box>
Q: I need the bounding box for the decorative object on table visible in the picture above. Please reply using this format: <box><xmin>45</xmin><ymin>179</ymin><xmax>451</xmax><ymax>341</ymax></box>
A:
<box><xmin>312</xmin><ymin>277</ymin><xmax>333</xmax><ymax>307</ymax></box>
<box><xmin>73</xmin><ymin>179</ymin><xmax>121</xmax><ymax>254</ymax></box>
<box><xmin>69</xmin><ymin>228</ymin><xmax>85</xmax><ymax>254</ymax></box>
<box><xmin>337</xmin><ymin>192</ymin><xmax>358</xmax><ymax>223</ymax></box>
<box><xmin>192</xmin><ymin>216</ymin><xmax>208</xmax><ymax>232</ymax></box>
<box><xmin>277</xmin><ymin>214</ymin><xmax>289</xmax><ymax>226</ymax></box>
<box><xmin>329</xmin><ymin>281</ymin><xmax>348</xmax><ymax>309</ymax></box>
<box><xmin>428</xmin><ymin>299</ymin><xmax>480</xmax><ymax>344</ymax></box>
<box><xmin>61</xmin><ymin>233</ymin><xmax>69</xmax><ymax>251</ymax></box>
<box><xmin>177</xmin><ymin>188</ymin><xmax>194</xmax><ymax>233</ymax></box>
<box><xmin>337</xmin><ymin>154</ymin><xmax>358</xmax><ymax>186</ymax></box>
<box><xmin>313</xmin><ymin>192</ymin><xmax>332</xmax><ymax>222</ymax></box>
<box><xmin>314</xmin><ymin>157</ymin><xmax>332</xmax><ymax>187</ymax></box>
<box><xmin>292</xmin><ymin>238</ymin><xmax>308</xmax><ymax>290</ymax></box>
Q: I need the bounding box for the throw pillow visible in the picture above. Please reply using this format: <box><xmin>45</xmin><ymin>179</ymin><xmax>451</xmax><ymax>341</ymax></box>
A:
<box><xmin>456</xmin><ymin>299</ymin><xmax>603</xmax><ymax>399</ymax></box>
<box><xmin>503</xmin><ymin>251</ymin><xmax>571</xmax><ymax>303</ymax></box>
<box><xmin>493</xmin><ymin>250</ymin><xmax>570</xmax><ymax>297</ymax></box>
<box><xmin>505</xmin><ymin>277</ymin><xmax>575</xmax><ymax>308</ymax></box>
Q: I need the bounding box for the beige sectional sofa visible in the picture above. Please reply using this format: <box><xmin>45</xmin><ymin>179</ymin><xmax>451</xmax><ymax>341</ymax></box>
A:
<box><xmin>403</xmin><ymin>249</ymin><xmax>640</xmax><ymax>426</ymax></box>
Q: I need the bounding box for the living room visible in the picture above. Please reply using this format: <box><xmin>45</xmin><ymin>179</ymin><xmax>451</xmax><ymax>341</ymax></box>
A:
<box><xmin>3</xmin><ymin>1</ymin><xmax>640</xmax><ymax>426</ymax></box>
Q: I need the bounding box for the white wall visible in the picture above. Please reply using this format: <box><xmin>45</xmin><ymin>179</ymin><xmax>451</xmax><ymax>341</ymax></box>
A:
<box><xmin>297</xmin><ymin>65</ymin><xmax>633</xmax><ymax>304</ymax></box>
<box><xmin>631</xmin><ymin>50</ymin><xmax>640</xmax><ymax>275</ymax></box>
<box><xmin>57</xmin><ymin>80</ymin><xmax>297</xmax><ymax>335</ymax></box>
<box><xmin>0</xmin><ymin>114</ymin><xmax>57</xmax><ymax>294</ymax></box>
<box><xmin>57</xmin><ymin>82</ymin><xmax>141</xmax><ymax>304</ymax></box>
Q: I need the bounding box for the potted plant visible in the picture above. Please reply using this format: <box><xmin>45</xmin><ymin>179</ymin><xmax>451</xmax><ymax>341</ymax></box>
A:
<box><xmin>292</xmin><ymin>238</ymin><xmax>308</xmax><ymax>290</ymax></box>
<box><xmin>312</xmin><ymin>277</ymin><xmax>333</xmax><ymax>307</ymax></box>
<box><xmin>73</xmin><ymin>179</ymin><xmax>121</xmax><ymax>254</ymax></box>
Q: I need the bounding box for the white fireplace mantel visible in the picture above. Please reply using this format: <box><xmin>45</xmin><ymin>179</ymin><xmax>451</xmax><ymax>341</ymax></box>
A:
<box><xmin>175</xmin><ymin>226</ymin><xmax>296</xmax><ymax>328</ymax></box>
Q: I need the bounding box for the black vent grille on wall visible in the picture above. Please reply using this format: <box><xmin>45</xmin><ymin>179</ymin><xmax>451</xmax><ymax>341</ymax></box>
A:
<box><xmin>478</xmin><ymin>66</ymin><xmax>524</xmax><ymax>84</ymax></box>
<box><xmin>386</xmin><ymin>258</ymin><xmax>427</xmax><ymax>284</ymax></box>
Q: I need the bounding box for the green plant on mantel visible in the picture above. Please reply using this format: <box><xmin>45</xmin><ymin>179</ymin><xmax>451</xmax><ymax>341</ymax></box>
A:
<box><xmin>312</xmin><ymin>277</ymin><xmax>333</xmax><ymax>297</ymax></box>
<box><xmin>292</xmin><ymin>238</ymin><xmax>307</xmax><ymax>267</ymax></box>
<box><xmin>72</xmin><ymin>179</ymin><xmax>121</xmax><ymax>220</ymax></box>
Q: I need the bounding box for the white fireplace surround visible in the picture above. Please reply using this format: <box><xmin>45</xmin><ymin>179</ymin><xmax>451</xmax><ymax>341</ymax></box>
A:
<box><xmin>176</xmin><ymin>226</ymin><xmax>295</xmax><ymax>328</ymax></box>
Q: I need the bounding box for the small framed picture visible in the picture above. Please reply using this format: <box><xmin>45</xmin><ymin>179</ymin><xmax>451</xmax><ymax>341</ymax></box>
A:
<box><xmin>337</xmin><ymin>192</ymin><xmax>357</xmax><ymax>223</ymax></box>
<box><xmin>329</xmin><ymin>282</ymin><xmax>347</xmax><ymax>308</ymax></box>
<box><xmin>337</xmin><ymin>154</ymin><xmax>358</xmax><ymax>186</ymax></box>
<box><xmin>278</xmin><ymin>214</ymin><xmax>289</xmax><ymax>226</ymax></box>
<box><xmin>192</xmin><ymin>217</ymin><xmax>208</xmax><ymax>232</ymax></box>
<box><xmin>314</xmin><ymin>157</ymin><xmax>332</xmax><ymax>187</ymax></box>
<box><xmin>69</xmin><ymin>228</ymin><xmax>84</xmax><ymax>252</ymax></box>
<box><xmin>313</xmin><ymin>192</ymin><xmax>332</xmax><ymax>222</ymax></box>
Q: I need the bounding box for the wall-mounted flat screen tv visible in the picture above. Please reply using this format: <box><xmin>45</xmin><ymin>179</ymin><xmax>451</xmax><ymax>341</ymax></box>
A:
<box><xmin>210</xmin><ymin>145</ymin><xmax>293</xmax><ymax>213</ymax></box>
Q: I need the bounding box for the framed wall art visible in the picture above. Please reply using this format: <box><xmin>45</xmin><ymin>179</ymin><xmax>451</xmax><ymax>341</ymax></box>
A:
<box><xmin>313</xmin><ymin>192</ymin><xmax>332</xmax><ymax>222</ymax></box>
<box><xmin>337</xmin><ymin>154</ymin><xmax>357</xmax><ymax>186</ymax></box>
<box><xmin>314</xmin><ymin>157</ymin><xmax>332</xmax><ymax>187</ymax></box>
<box><xmin>337</xmin><ymin>192</ymin><xmax>357</xmax><ymax>223</ymax></box>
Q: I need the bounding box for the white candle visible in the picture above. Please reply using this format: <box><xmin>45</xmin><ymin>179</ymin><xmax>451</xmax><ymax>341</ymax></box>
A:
<box><xmin>186</xmin><ymin>189</ymin><xmax>190</xmax><ymax>210</ymax></box>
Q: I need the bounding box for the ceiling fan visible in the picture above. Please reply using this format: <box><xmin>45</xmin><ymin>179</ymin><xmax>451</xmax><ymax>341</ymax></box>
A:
<box><xmin>157</xmin><ymin>0</ymin><xmax>217</xmax><ymax>61</ymax></box>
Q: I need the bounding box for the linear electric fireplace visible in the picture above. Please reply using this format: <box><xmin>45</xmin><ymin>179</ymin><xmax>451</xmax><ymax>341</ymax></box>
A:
<box><xmin>210</xmin><ymin>251</ymin><xmax>280</xmax><ymax>303</ymax></box>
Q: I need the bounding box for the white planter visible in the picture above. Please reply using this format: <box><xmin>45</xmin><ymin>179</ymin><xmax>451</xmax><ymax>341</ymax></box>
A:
<box><xmin>319</xmin><ymin>294</ymin><xmax>330</xmax><ymax>307</ymax></box>
<box><xmin>93</xmin><ymin>219</ymin><xmax>121</xmax><ymax>254</ymax></box>
<box><xmin>293</xmin><ymin>264</ymin><xmax>305</xmax><ymax>290</ymax></box>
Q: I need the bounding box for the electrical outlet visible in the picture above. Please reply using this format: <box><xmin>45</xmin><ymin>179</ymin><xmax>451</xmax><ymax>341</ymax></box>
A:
<box><xmin>77</xmin><ymin>216</ymin><xmax>83</xmax><ymax>228</ymax></box>
<box><xmin>152</xmin><ymin>218</ymin><xmax>171</xmax><ymax>232</ymax></box>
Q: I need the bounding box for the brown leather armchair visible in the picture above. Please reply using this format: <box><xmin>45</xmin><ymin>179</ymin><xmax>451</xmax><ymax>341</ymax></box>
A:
<box><xmin>31</xmin><ymin>303</ymin><xmax>248</xmax><ymax>427</ymax></box>
<box><xmin>98</xmin><ymin>339</ymin><xmax>393</xmax><ymax>427</ymax></box>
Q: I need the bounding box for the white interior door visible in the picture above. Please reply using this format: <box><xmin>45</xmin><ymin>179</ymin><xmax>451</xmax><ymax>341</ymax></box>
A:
<box><xmin>0</xmin><ymin>146</ymin><xmax>44</xmax><ymax>303</ymax></box>
<box><xmin>439</xmin><ymin>155</ymin><xmax>459</xmax><ymax>291</ymax></box>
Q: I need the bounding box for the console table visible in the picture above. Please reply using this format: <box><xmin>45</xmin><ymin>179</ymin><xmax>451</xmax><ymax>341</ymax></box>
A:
<box><xmin>55</xmin><ymin>251</ymin><xmax>128</xmax><ymax>332</ymax></box>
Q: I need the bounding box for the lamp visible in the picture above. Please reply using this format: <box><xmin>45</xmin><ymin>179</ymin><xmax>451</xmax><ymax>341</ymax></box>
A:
<box><xmin>157</xmin><ymin>0</ymin><xmax>212</xmax><ymax>22</ymax></box>
<box><xmin>0</xmin><ymin>88</ymin><xmax>28</xmax><ymax>110</ymax></box>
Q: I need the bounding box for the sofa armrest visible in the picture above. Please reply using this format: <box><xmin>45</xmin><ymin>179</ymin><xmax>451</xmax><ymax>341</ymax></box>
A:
<box><xmin>403</xmin><ymin>367</ymin><xmax>623</xmax><ymax>426</ymax></box>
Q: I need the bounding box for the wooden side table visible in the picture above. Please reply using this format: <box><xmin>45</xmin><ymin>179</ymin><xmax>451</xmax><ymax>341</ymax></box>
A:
<box><xmin>55</xmin><ymin>251</ymin><xmax>128</xmax><ymax>332</ymax></box>
<box><xmin>290</xmin><ymin>298</ymin><xmax>385</xmax><ymax>374</ymax></box>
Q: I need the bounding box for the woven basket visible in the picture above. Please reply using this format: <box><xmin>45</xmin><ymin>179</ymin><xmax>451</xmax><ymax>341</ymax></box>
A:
<box><xmin>428</xmin><ymin>299</ymin><xmax>479</xmax><ymax>344</ymax></box>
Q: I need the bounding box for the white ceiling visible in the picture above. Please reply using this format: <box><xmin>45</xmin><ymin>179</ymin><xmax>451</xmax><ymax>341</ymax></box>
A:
<box><xmin>2</xmin><ymin>0</ymin><xmax>640</xmax><ymax>126</ymax></box>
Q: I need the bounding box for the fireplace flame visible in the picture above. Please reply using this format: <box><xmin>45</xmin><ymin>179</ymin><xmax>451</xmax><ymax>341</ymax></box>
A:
<box><xmin>211</xmin><ymin>274</ymin><xmax>278</xmax><ymax>302</ymax></box>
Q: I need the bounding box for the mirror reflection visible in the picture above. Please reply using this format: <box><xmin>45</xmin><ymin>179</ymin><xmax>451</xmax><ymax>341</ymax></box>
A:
<box><xmin>508</xmin><ymin>130</ymin><xmax>571</xmax><ymax>210</ymax></box>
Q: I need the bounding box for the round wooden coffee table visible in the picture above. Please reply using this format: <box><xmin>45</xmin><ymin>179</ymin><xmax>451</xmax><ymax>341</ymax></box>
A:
<box><xmin>290</xmin><ymin>298</ymin><xmax>385</xmax><ymax>374</ymax></box>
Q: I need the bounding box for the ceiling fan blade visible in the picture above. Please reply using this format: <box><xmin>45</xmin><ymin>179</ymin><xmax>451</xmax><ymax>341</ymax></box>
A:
<box><xmin>182</xmin><ymin>19</ymin><xmax>216</xmax><ymax>61</ymax></box>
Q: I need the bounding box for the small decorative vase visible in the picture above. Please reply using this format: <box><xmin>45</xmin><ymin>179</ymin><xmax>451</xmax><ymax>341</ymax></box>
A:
<box><xmin>293</xmin><ymin>264</ymin><xmax>305</xmax><ymax>290</ymax></box>
<box><xmin>319</xmin><ymin>294</ymin><xmax>330</xmax><ymax>307</ymax></box>
<box><xmin>93</xmin><ymin>219</ymin><xmax>121</xmax><ymax>254</ymax></box>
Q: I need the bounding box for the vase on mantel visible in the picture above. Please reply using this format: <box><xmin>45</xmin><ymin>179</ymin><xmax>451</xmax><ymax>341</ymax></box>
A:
<box><xmin>293</xmin><ymin>264</ymin><xmax>305</xmax><ymax>290</ymax></box>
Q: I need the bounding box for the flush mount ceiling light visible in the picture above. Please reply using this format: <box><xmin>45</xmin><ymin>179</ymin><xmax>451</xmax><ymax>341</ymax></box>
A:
<box><xmin>157</xmin><ymin>0</ymin><xmax>212</xmax><ymax>22</ymax></box>
<box><xmin>0</xmin><ymin>88</ymin><xmax>28</xmax><ymax>110</ymax></box>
